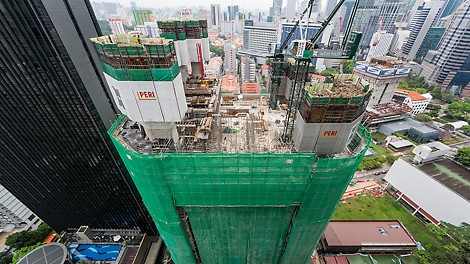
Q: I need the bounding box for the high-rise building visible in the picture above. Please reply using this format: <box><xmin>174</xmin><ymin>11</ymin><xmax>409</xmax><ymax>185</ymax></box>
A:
<box><xmin>210</xmin><ymin>4</ymin><xmax>221</xmax><ymax>27</ymax></box>
<box><xmin>351</xmin><ymin>0</ymin><xmax>403</xmax><ymax>47</ymax></box>
<box><xmin>415</xmin><ymin>27</ymin><xmax>445</xmax><ymax>59</ymax></box>
<box><xmin>420</xmin><ymin>1</ymin><xmax>470</xmax><ymax>91</ymax></box>
<box><xmin>440</xmin><ymin>0</ymin><xmax>465</xmax><ymax>17</ymax></box>
<box><xmin>132</xmin><ymin>9</ymin><xmax>154</xmax><ymax>25</ymax></box>
<box><xmin>402</xmin><ymin>0</ymin><xmax>445</xmax><ymax>61</ymax></box>
<box><xmin>0</xmin><ymin>184</ymin><xmax>41</xmax><ymax>230</ymax></box>
<box><xmin>271</xmin><ymin>0</ymin><xmax>283</xmax><ymax>22</ymax></box>
<box><xmin>240</xmin><ymin>56</ymin><xmax>256</xmax><ymax>83</ymax></box>
<box><xmin>353</xmin><ymin>57</ymin><xmax>411</xmax><ymax>106</ymax></box>
<box><xmin>224</xmin><ymin>42</ymin><xmax>238</xmax><ymax>74</ymax></box>
<box><xmin>366</xmin><ymin>31</ymin><xmax>394</xmax><ymax>60</ymax></box>
<box><xmin>95</xmin><ymin>37</ymin><xmax>372</xmax><ymax>262</ymax></box>
<box><xmin>241</xmin><ymin>22</ymin><xmax>278</xmax><ymax>63</ymax></box>
<box><xmin>286</xmin><ymin>0</ymin><xmax>298</xmax><ymax>20</ymax></box>
<box><xmin>0</xmin><ymin>0</ymin><xmax>156</xmax><ymax>234</ymax></box>
<box><xmin>108</xmin><ymin>18</ymin><xmax>126</xmax><ymax>34</ymax></box>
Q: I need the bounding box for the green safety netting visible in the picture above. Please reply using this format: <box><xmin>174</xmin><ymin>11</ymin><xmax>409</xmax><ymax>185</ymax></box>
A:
<box><xmin>109</xmin><ymin>115</ymin><xmax>370</xmax><ymax>264</ymax></box>
<box><xmin>100</xmin><ymin>62</ymin><xmax>179</xmax><ymax>81</ymax></box>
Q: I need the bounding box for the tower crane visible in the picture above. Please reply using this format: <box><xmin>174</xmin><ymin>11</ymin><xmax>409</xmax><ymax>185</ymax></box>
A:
<box><xmin>267</xmin><ymin>0</ymin><xmax>363</xmax><ymax>140</ymax></box>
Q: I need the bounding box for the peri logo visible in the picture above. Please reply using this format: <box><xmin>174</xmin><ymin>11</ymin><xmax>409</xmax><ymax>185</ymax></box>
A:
<box><xmin>137</xmin><ymin>91</ymin><xmax>156</xmax><ymax>100</ymax></box>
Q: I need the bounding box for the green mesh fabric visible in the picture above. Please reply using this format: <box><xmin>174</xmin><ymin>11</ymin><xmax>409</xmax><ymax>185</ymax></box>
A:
<box><xmin>109</xmin><ymin>115</ymin><xmax>371</xmax><ymax>264</ymax></box>
<box><xmin>186</xmin><ymin>207</ymin><xmax>296</xmax><ymax>264</ymax></box>
<box><xmin>100</xmin><ymin>62</ymin><xmax>179</xmax><ymax>81</ymax></box>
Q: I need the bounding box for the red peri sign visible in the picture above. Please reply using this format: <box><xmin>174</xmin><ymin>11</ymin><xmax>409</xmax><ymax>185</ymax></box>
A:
<box><xmin>321</xmin><ymin>130</ymin><xmax>338</xmax><ymax>138</ymax></box>
<box><xmin>137</xmin><ymin>91</ymin><xmax>156</xmax><ymax>100</ymax></box>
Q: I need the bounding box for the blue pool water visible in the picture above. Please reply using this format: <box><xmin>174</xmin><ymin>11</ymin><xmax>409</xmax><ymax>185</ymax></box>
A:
<box><xmin>69</xmin><ymin>244</ymin><xmax>122</xmax><ymax>261</ymax></box>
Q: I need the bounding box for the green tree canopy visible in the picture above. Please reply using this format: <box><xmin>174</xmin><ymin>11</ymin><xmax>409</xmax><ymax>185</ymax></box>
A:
<box><xmin>461</xmin><ymin>125</ymin><xmax>470</xmax><ymax>135</ymax></box>
<box><xmin>320</xmin><ymin>67</ymin><xmax>339</xmax><ymax>76</ymax></box>
<box><xmin>12</xmin><ymin>243</ymin><xmax>44</xmax><ymax>264</ymax></box>
<box><xmin>342</xmin><ymin>60</ymin><xmax>355</xmax><ymax>74</ymax></box>
<box><xmin>444</xmin><ymin>102</ymin><xmax>470</xmax><ymax>122</ymax></box>
<box><xmin>414</xmin><ymin>113</ymin><xmax>433</xmax><ymax>122</ymax></box>
<box><xmin>5</xmin><ymin>224</ymin><xmax>51</xmax><ymax>249</ymax></box>
<box><xmin>455</xmin><ymin>147</ymin><xmax>470</xmax><ymax>166</ymax></box>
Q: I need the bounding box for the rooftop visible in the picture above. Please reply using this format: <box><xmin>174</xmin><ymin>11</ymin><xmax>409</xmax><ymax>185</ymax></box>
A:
<box><xmin>242</xmin><ymin>83</ymin><xmax>261</xmax><ymax>94</ymax></box>
<box><xmin>367</xmin><ymin>56</ymin><xmax>409</xmax><ymax>69</ymax></box>
<box><xmin>305</xmin><ymin>74</ymin><xmax>370</xmax><ymax>99</ymax></box>
<box><xmin>323</xmin><ymin>221</ymin><xmax>416</xmax><ymax>247</ymax></box>
<box><xmin>396</xmin><ymin>89</ymin><xmax>427</xmax><ymax>101</ymax></box>
<box><xmin>417</xmin><ymin>158</ymin><xmax>470</xmax><ymax>202</ymax></box>
<box><xmin>111</xmin><ymin>79</ymin><xmax>370</xmax><ymax>156</ymax></box>
<box><xmin>221</xmin><ymin>74</ymin><xmax>239</xmax><ymax>95</ymax></box>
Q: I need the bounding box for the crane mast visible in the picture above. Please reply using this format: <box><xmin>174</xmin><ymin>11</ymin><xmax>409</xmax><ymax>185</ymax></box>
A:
<box><xmin>268</xmin><ymin>0</ymin><xmax>363</xmax><ymax>140</ymax></box>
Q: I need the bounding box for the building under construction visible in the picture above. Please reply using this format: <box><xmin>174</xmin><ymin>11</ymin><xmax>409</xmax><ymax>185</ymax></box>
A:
<box><xmin>91</xmin><ymin>30</ymin><xmax>371</xmax><ymax>263</ymax></box>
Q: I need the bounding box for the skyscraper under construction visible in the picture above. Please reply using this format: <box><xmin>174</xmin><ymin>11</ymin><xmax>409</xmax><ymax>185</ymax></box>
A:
<box><xmin>91</xmin><ymin>23</ymin><xmax>371</xmax><ymax>263</ymax></box>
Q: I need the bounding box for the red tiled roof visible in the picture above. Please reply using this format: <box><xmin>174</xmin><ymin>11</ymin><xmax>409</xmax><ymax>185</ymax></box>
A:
<box><xmin>396</xmin><ymin>89</ymin><xmax>426</xmax><ymax>101</ymax></box>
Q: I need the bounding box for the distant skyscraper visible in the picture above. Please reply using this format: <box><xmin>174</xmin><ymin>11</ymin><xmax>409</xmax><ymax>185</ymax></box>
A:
<box><xmin>272</xmin><ymin>0</ymin><xmax>283</xmax><ymax>22</ymax></box>
<box><xmin>211</xmin><ymin>4</ymin><xmax>221</xmax><ymax>26</ymax></box>
<box><xmin>351</xmin><ymin>0</ymin><xmax>403</xmax><ymax>47</ymax></box>
<box><xmin>402</xmin><ymin>0</ymin><xmax>445</xmax><ymax>60</ymax></box>
<box><xmin>440</xmin><ymin>0</ymin><xmax>465</xmax><ymax>17</ymax></box>
<box><xmin>0</xmin><ymin>0</ymin><xmax>156</xmax><ymax>234</ymax></box>
<box><xmin>415</xmin><ymin>27</ymin><xmax>445</xmax><ymax>59</ymax></box>
<box><xmin>421</xmin><ymin>0</ymin><xmax>470</xmax><ymax>92</ymax></box>
<box><xmin>286</xmin><ymin>0</ymin><xmax>298</xmax><ymax>20</ymax></box>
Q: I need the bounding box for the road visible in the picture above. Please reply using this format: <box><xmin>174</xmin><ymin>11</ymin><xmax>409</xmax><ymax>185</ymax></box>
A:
<box><xmin>354</xmin><ymin>163</ymin><xmax>391</xmax><ymax>180</ymax></box>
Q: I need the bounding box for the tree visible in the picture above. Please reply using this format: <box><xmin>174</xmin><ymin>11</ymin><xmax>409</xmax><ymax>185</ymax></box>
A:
<box><xmin>0</xmin><ymin>252</ymin><xmax>12</xmax><ymax>264</ymax></box>
<box><xmin>461</xmin><ymin>125</ymin><xmax>470</xmax><ymax>135</ymax></box>
<box><xmin>12</xmin><ymin>243</ymin><xmax>44</xmax><ymax>264</ymax></box>
<box><xmin>444</xmin><ymin>102</ymin><xmax>470</xmax><ymax>122</ymax></box>
<box><xmin>455</xmin><ymin>147</ymin><xmax>470</xmax><ymax>166</ymax></box>
<box><xmin>414</xmin><ymin>113</ymin><xmax>433</xmax><ymax>122</ymax></box>
<box><xmin>342</xmin><ymin>60</ymin><xmax>356</xmax><ymax>74</ymax></box>
<box><xmin>442</xmin><ymin>92</ymin><xmax>454</xmax><ymax>103</ymax></box>
<box><xmin>209</xmin><ymin>45</ymin><xmax>224</xmax><ymax>57</ymax></box>
<box><xmin>320</xmin><ymin>67</ymin><xmax>339</xmax><ymax>76</ymax></box>
<box><xmin>5</xmin><ymin>224</ymin><xmax>51</xmax><ymax>249</ymax></box>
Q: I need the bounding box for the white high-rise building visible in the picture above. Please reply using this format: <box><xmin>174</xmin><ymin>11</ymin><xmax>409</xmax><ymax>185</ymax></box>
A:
<box><xmin>240</xmin><ymin>22</ymin><xmax>278</xmax><ymax>63</ymax></box>
<box><xmin>353</xmin><ymin>57</ymin><xmax>411</xmax><ymax>107</ymax></box>
<box><xmin>241</xmin><ymin>56</ymin><xmax>256</xmax><ymax>83</ymax></box>
<box><xmin>402</xmin><ymin>0</ymin><xmax>445</xmax><ymax>61</ymax></box>
<box><xmin>108</xmin><ymin>18</ymin><xmax>125</xmax><ymax>34</ymax></box>
<box><xmin>367</xmin><ymin>30</ymin><xmax>394</xmax><ymax>61</ymax></box>
<box><xmin>224</xmin><ymin>42</ymin><xmax>237</xmax><ymax>74</ymax></box>
<box><xmin>0</xmin><ymin>184</ymin><xmax>41</xmax><ymax>230</ymax></box>
<box><xmin>286</xmin><ymin>0</ymin><xmax>298</xmax><ymax>20</ymax></box>
<box><xmin>272</xmin><ymin>0</ymin><xmax>283</xmax><ymax>22</ymax></box>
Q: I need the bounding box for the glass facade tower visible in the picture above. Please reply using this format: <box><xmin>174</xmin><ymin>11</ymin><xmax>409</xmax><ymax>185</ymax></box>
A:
<box><xmin>0</xmin><ymin>0</ymin><xmax>156</xmax><ymax>234</ymax></box>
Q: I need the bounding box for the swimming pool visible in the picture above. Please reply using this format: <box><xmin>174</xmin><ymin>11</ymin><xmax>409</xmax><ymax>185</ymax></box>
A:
<box><xmin>69</xmin><ymin>244</ymin><xmax>122</xmax><ymax>261</ymax></box>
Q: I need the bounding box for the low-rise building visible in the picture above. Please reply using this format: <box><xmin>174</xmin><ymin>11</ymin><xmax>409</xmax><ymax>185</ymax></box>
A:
<box><xmin>320</xmin><ymin>220</ymin><xmax>417</xmax><ymax>254</ymax></box>
<box><xmin>221</xmin><ymin>74</ymin><xmax>239</xmax><ymax>94</ymax></box>
<box><xmin>412</xmin><ymin>142</ymin><xmax>451</xmax><ymax>164</ymax></box>
<box><xmin>443</xmin><ymin>121</ymin><xmax>469</xmax><ymax>131</ymax></box>
<box><xmin>385</xmin><ymin>158</ymin><xmax>470</xmax><ymax>226</ymax></box>
<box><xmin>378</xmin><ymin>118</ymin><xmax>440</xmax><ymax>143</ymax></box>
<box><xmin>0</xmin><ymin>184</ymin><xmax>41</xmax><ymax>230</ymax></box>
<box><xmin>393</xmin><ymin>89</ymin><xmax>432</xmax><ymax>114</ymax></box>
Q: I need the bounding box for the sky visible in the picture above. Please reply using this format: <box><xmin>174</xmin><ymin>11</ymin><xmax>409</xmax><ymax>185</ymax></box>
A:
<box><xmin>96</xmin><ymin>0</ymin><xmax>279</xmax><ymax>11</ymax></box>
